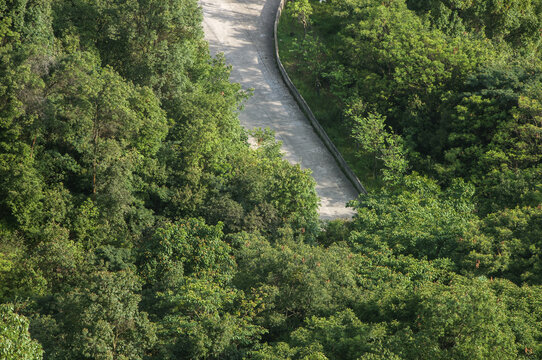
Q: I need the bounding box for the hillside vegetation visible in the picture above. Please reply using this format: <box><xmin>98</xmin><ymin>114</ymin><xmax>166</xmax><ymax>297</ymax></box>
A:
<box><xmin>280</xmin><ymin>0</ymin><xmax>542</xmax><ymax>206</ymax></box>
<box><xmin>1</xmin><ymin>0</ymin><xmax>542</xmax><ymax>359</ymax></box>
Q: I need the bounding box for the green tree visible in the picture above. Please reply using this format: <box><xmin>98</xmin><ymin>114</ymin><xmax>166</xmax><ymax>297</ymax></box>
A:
<box><xmin>38</xmin><ymin>47</ymin><xmax>167</xmax><ymax>245</ymax></box>
<box><xmin>139</xmin><ymin>219</ymin><xmax>265</xmax><ymax>359</ymax></box>
<box><xmin>406</xmin><ymin>277</ymin><xmax>517</xmax><ymax>359</ymax></box>
<box><xmin>350</xmin><ymin>111</ymin><xmax>387</xmax><ymax>180</ymax></box>
<box><xmin>349</xmin><ymin>175</ymin><xmax>493</xmax><ymax>273</ymax></box>
<box><xmin>350</xmin><ymin>109</ymin><xmax>407</xmax><ymax>182</ymax></box>
<box><xmin>0</xmin><ymin>304</ymin><xmax>43</xmax><ymax>360</ymax></box>
<box><xmin>407</xmin><ymin>0</ymin><xmax>542</xmax><ymax>53</ymax></box>
<box><xmin>290</xmin><ymin>0</ymin><xmax>313</xmax><ymax>35</ymax></box>
<box><xmin>233</xmin><ymin>232</ymin><xmax>365</xmax><ymax>340</ymax></box>
<box><xmin>0</xmin><ymin>0</ymin><xmax>54</xmax><ymax>236</ymax></box>
<box><xmin>33</xmin><ymin>267</ymin><xmax>156</xmax><ymax>360</ymax></box>
<box><xmin>482</xmin><ymin>206</ymin><xmax>542</xmax><ymax>284</ymax></box>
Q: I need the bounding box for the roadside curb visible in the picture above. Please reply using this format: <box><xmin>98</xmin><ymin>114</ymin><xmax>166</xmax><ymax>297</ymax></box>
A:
<box><xmin>273</xmin><ymin>0</ymin><xmax>367</xmax><ymax>195</ymax></box>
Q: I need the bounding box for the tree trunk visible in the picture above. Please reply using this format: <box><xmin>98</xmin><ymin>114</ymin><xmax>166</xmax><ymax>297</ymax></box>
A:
<box><xmin>30</xmin><ymin>135</ymin><xmax>37</xmax><ymax>159</ymax></box>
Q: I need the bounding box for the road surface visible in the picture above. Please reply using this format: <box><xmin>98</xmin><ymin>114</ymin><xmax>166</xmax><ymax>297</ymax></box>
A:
<box><xmin>201</xmin><ymin>0</ymin><xmax>358</xmax><ymax>219</ymax></box>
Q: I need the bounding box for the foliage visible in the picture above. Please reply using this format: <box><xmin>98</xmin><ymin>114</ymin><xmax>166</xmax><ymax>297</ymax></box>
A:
<box><xmin>31</xmin><ymin>266</ymin><xmax>156</xmax><ymax>360</ymax></box>
<box><xmin>0</xmin><ymin>304</ymin><xmax>43</xmax><ymax>360</ymax></box>
<box><xmin>2</xmin><ymin>0</ymin><xmax>542</xmax><ymax>358</ymax></box>
<box><xmin>138</xmin><ymin>219</ymin><xmax>265</xmax><ymax>359</ymax></box>
<box><xmin>407</xmin><ymin>0</ymin><xmax>542</xmax><ymax>53</ymax></box>
<box><xmin>289</xmin><ymin>0</ymin><xmax>314</xmax><ymax>34</ymax></box>
<box><xmin>350</xmin><ymin>108</ymin><xmax>408</xmax><ymax>182</ymax></box>
<box><xmin>279</xmin><ymin>0</ymin><xmax>542</xmax><ymax>212</ymax></box>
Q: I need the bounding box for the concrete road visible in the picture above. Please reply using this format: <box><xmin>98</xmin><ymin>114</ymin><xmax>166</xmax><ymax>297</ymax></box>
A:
<box><xmin>201</xmin><ymin>0</ymin><xmax>358</xmax><ymax>219</ymax></box>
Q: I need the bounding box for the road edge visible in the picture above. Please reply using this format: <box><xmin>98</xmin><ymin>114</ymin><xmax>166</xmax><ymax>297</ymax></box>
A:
<box><xmin>273</xmin><ymin>0</ymin><xmax>367</xmax><ymax>195</ymax></box>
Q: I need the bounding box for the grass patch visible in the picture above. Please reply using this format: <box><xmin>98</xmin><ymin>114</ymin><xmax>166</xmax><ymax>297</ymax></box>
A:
<box><xmin>277</xmin><ymin>3</ymin><xmax>382</xmax><ymax>191</ymax></box>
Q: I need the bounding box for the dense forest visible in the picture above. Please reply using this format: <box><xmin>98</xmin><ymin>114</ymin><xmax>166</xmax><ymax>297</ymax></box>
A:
<box><xmin>1</xmin><ymin>0</ymin><xmax>542</xmax><ymax>359</ymax></box>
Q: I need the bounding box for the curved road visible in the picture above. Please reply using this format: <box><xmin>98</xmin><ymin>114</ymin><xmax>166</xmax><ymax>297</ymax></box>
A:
<box><xmin>201</xmin><ymin>0</ymin><xmax>358</xmax><ymax>219</ymax></box>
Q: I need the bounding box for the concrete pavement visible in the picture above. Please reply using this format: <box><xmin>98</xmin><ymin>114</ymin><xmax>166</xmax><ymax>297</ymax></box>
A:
<box><xmin>201</xmin><ymin>0</ymin><xmax>358</xmax><ymax>219</ymax></box>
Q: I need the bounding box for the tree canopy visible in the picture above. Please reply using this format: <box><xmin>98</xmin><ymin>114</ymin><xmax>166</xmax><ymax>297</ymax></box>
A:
<box><xmin>1</xmin><ymin>0</ymin><xmax>542</xmax><ymax>358</ymax></box>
